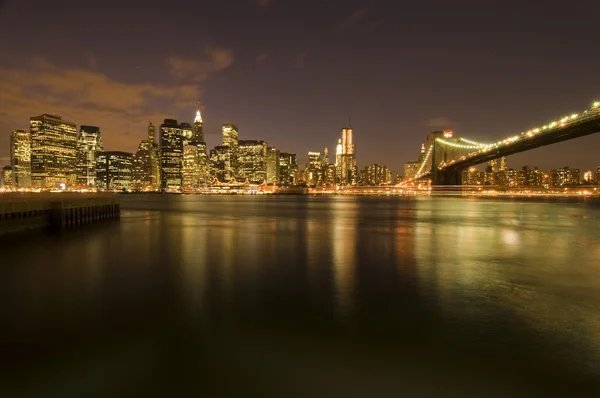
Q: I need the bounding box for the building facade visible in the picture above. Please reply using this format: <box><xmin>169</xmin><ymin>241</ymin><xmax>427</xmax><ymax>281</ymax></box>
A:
<box><xmin>10</xmin><ymin>129</ymin><xmax>31</xmax><ymax>188</ymax></box>
<box><xmin>2</xmin><ymin>166</ymin><xmax>13</xmax><ymax>190</ymax></box>
<box><xmin>192</xmin><ymin>110</ymin><xmax>204</xmax><ymax>144</ymax></box>
<box><xmin>238</xmin><ymin>140</ymin><xmax>268</xmax><ymax>183</ymax></box>
<box><xmin>338</xmin><ymin>127</ymin><xmax>357</xmax><ymax>185</ymax></box>
<box><xmin>210</xmin><ymin>145</ymin><xmax>233</xmax><ymax>182</ymax></box>
<box><xmin>279</xmin><ymin>152</ymin><xmax>297</xmax><ymax>186</ymax></box>
<box><xmin>96</xmin><ymin>151</ymin><xmax>133</xmax><ymax>190</ymax></box>
<box><xmin>30</xmin><ymin>114</ymin><xmax>78</xmax><ymax>189</ymax></box>
<box><xmin>76</xmin><ymin>125</ymin><xmax>103</xmax><ymax>188</ymax></box>
<box><xmin>134</xmin><ymin>122</ymin><xmax>161</xmax><ymax>191</ymax></box>
<box><xmin>160</xmin><ymin>119</ymin><xmax>183</xmax><ymax>191</ymax></box>
<box><xmin>361</xmin><ymin>164</ymin><xmax>392</xmax><ymax>186</ymax></box>
<box><xmin>220</xmin><ymin>123</ymin><xmax>239</xmax><ymax>179</ymax></box>
<box><xmin>266</xmin><ymin>147</ymin><xmax>280</xmax><ymax>184</ymax></box>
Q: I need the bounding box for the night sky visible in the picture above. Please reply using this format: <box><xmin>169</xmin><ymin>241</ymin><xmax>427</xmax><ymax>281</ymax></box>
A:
<box><xmin>1</xmin><ymin>0</ymin><xmax>599</xmax><ymax>174</ymax></box>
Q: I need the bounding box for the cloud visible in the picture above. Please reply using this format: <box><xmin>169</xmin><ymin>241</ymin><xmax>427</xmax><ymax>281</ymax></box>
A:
<box><xmin>0</xmin><ymin>53</ymin><xmax>232</xmax><ymax>152</ymax></box>
<box><xmin>167</xmin><ymin>48</ymin><xmax>234</xmax><ymax>82</ymax></box>
<box><xmin>337</xmin><ymin>7</ymin><xmax>368</xmax><ymax>32</ymax></box>
<box><xmin>426</xmin><ymin>117</ymin><xmax>458</xmax><ymax>128</ymax></box>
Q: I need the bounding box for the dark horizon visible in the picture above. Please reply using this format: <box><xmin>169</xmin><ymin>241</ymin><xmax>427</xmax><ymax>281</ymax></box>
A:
<box><xmin>1</xmin><ymin>0</ymin><xmax>599</xmax><ymax>173</ymax></box>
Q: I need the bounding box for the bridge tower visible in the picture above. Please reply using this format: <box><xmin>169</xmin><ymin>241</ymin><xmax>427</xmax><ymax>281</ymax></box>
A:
<box><xmin>429</xmin><ymin>130</ymin><xmax>464</xmax><ymax>185</ymax></box>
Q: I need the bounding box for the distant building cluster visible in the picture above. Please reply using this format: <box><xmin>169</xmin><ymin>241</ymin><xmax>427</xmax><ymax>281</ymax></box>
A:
<box><xmin>462</xmin><ymin>159</ymin><xmax>595</xmax><ymax>188</ymax></box>
<box><xmin>1</xmin><ymin>110</ymin><xmax>395</xmax><ymax>192</ymax></box>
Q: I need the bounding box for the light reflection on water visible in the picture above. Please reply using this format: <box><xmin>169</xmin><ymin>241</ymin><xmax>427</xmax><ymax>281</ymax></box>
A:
<box><xmin>2</xmin><ymin>195</ymin><xmax>600</xmax><ymax>397</ymax></box>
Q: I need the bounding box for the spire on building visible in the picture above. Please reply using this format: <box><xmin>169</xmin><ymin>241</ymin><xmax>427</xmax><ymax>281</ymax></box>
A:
<box><xmin>194</xmin><ymin>109</ymin><xmax>202</xmax><ymax>124</ymax></box>
<box><xmin>421</xmin><ymin>143</ymin><xmax>425</xmax><ymax>153</ymax></box>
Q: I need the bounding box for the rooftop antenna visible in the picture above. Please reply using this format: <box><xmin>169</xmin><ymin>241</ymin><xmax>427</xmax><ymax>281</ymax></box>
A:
<box><xmin>348</xmin><ymin>112</ymin><xmax>352</xmax><ymax>128</ymax></box>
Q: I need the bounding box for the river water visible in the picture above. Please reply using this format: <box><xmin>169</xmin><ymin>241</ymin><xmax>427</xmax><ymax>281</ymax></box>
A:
<box><xmin>2</xmin><ymin>195</ymin><xmax>600</xmax><ymax>397</ymax></box>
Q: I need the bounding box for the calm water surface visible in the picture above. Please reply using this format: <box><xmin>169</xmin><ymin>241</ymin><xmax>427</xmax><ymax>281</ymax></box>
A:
<box><xmin>2</xmin><ymin>195</ymin><xmax>600</xmax><ymax>397</ymax></box>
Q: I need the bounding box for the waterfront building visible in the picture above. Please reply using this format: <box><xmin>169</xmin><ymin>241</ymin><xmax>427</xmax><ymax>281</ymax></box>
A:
<box><xmin>338</xmin><ymin>127</ymin><xmax>357</xmax><ymax>185</ymax></box>
<box><xmin>210</xmin><ymin>145</ymin><xmax>234</xmax><ymax>182</ymax></box>
<box><xmin>550</xmin><ymin>167</ymin><xmax>580</xmax><ymax>187</ymax></box>
<box><xmin>584</xmin><ymin>170</ymin><xmax>593</xmax><ymax>183</ymax></box>
<box><xmin>76</xmin><ymin>125</ymin><xmax>103</xmax><ymax>188</ymax></box>
<box><xmin>96</xmin><ymin>151</ymin><xmax>133</xmax><ymax>191</ymax></box>
<box><xmin>279</xmin><ymin>152</ymin><xmax>297</xmax><ymax>186</ymax></box>
<box><xmin>238</xmin><ymin>140</ymin><xmax>268</xmax><ymax>183</ymax></box>
<box><xmin>462</xmin><ymin>168</ymin><xmax>484</xmax><ymax>185</ymax></box>
<box><xmin>182</xmin><ymin>143</ymin><xmax>207</xmax><ymax>190</ymax></box>
<box><xmin>266</xmin><ymin>147</ymin><xmax>280</xmax><ymax>184</ymax></box>
<box><xmin>10</xmin><ymin>129</ymin><xmax>31</xmax><ymax>188</ymax></box>
<box><xmin>30</xmin><ymin>113</ymin><xmax>78</xmax><ymax>189</ymax></box>
<box><xmin>362</xmin><ymin>164</ymin><xmax>392</xmax><ymax>186</ymax></box>
<box><xmin>160</xmin><ymin>119</ymin><xmax>183</xmax><ymax>191</ymax></box>
<box><xmin>132</xmin><ymin>123</ymin><xmax>161</xmax><ymax>192</ymax></box>
<box><xmin>305</xmin><ymin>151</ymin><xmax>322</xmax><ymax>187</ymax></box>
<box><xmin>324</xmin><ymin>164</ymin><xmax>336</xmax><ymax>186</ymax></box>
<box><xmin>221</xmin><ymin>123</ymin><xmax>239</xmax><ymax>178</ymax></box>
<box><xmin>2</xmin><ymin>165</ymin><xmax>13</xmax><ymax>190</ymax></box>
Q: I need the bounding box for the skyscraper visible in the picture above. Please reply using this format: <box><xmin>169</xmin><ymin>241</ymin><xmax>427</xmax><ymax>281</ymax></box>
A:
<box><xmin>221</xmin><ymin>123</ymin><xmax>239</xmax><ymax>178</ymax></box>
<box><xmin>132</xmin><ymin>123</ymin><xmax>160</xmax><ymax>192</ymax></box>
<box><xmin>184</xmin><ymin>110</ymin><xmax>210</xmax><ymax>186</ymax></box>
<box><xmin>160</xmin><ymin>119</ymin><xmax>183</xmax><ymax>191</ymax></box>
<box><xmin>180</xmin><ymin>122</ymin><xmax>193</xmax><ymax>146</ymax></box>
<box><xmin>2</xmin><ymin>166</ymin><xmax>13</xmax><ymax>190</ymax></box>
<box><xmin>266</xmin><ymin>147</ymin><xmax>280</xmax><ymax>185</ymax></box>
<box><xmin>238</xmin><ymin>140</ymin><xmax>268</xmax><ymax>183</ymax></box>
<box><xmin>10</xmin><ymin>129</ymin><xmax>31</xmax><ymax>188</ymax></box>
<box><xmin>192</xmin><ymin>109</ymin><xmax>204</xmax><ymax>144</ymax></box>
<box><xmin>279</xmin><ymin>152</ymin><xmax>297</xmax><ymax>186</ymax></box>
<box><xmin>339</xmin><ymin>127</ymin><xmax>357</xmax><ymax>185</ymax></box>
<box><xmin>30</xmin><ymin>114</ymin><xmax>78</xmax><ymax>189</ymax></box>
<box><xmin>76</xmin><ymin>125</ymin><xmax>103</xmax><ymax>187</ymax></box>
<box><xmin>499</xmin><ymin>156</ymin><xmax>507</xmax><ymax>171</ymax></box>
<box><xmin>96</xmin><ymin>151</ymin><xmax>133</xmax><ymax>191</ymax></box>
<box><xmin>210</xmin><ymin>146</ymin><xmax>233</xmax><ymax>182</ymax></box>
<box><xmin>335</xmin><ymin>139</ymin><xmax>342</xmax><ymax>182</ymax></box>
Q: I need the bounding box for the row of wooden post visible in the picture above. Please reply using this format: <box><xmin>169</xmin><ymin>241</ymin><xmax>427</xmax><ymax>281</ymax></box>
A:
<box><xmin>53</xmin><ymin>203</ymin><xmax>120</xmax><ymax>229</ymax></box>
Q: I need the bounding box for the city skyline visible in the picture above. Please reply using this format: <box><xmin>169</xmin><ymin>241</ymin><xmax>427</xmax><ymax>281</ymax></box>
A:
<box><xmin>1</xmin><ymin>1</ymin><xmax>600</xmax><ymax>172</ymax></box>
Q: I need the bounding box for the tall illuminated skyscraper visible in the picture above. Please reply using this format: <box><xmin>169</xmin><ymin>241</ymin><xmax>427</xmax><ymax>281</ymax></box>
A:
<box><xmin>192</xmin><ymin>109</ymin><xmax>204</xmax><ymax>144</ymax></box>
<box><xmin>238</xmin><ymin>140</ymin><xmax>268</xmax><ymax>183</ymax></box>
<box><xmin>185</xmin><ymin>110</ymin><xmax>210</xmax><ymax>185</ymax></box>
<box><xmin>339</xmin><ymin>127</ymin><xmax>357</xmax><ymax>185</ymax></box>
<box><xmin>30</xmin><ymin>113</ymin><xmax>78</xmax><ymax>188</ymax></box>
<box><xmin>160</xmin><ymin>119</ymin><xmax>183</xmax><ymax>191</ymax></box>
<box><xmin>148</xmin><ymin>121</ymin><xmax>156</xmax><ymax>143</ymax></box>
<box><xmin>279</xmin><ymin>152</ymin><xmax>297</xmax><ymax>186</ymax></box>
<box><xmin>10</xmin><ymin>129</ymin><xmax>31</xmax><ymax>188</ymax></box>
<box><xmin>222</xmin><ymin>123</ymin><xmax>239</xmax><ymax>177</ymax></box>
<box><xmin>132</xmin><ymin>122</ymin><xmax>161</xmax><ymax>191</ymax></box>
<box><xmin>266</xmin><ymin>147</ymin><xmax>280</xmax><ymax>185</ymax></box>
<box><xmin>76</xmin><ymin>125</ymin><xmax>103</xmax><ymax>187</ymax></box>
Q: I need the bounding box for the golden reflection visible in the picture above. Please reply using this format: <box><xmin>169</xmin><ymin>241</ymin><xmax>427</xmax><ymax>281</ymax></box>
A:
<box><xmin>180</xmin><ymin>212</ymin><xmax>209</xmax><ymax>314</ymax></box>
<box><xmin>331</xmin><ymin>198</ymin><xmax>357</xmax><ymax>322</ymax></box>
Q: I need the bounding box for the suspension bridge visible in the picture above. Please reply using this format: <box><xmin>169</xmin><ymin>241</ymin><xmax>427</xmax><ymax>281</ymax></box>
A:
<box><xmin>405</xmin><ymin>101</ymin><xmax>600</xmax><ymax>185</ymax></box>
